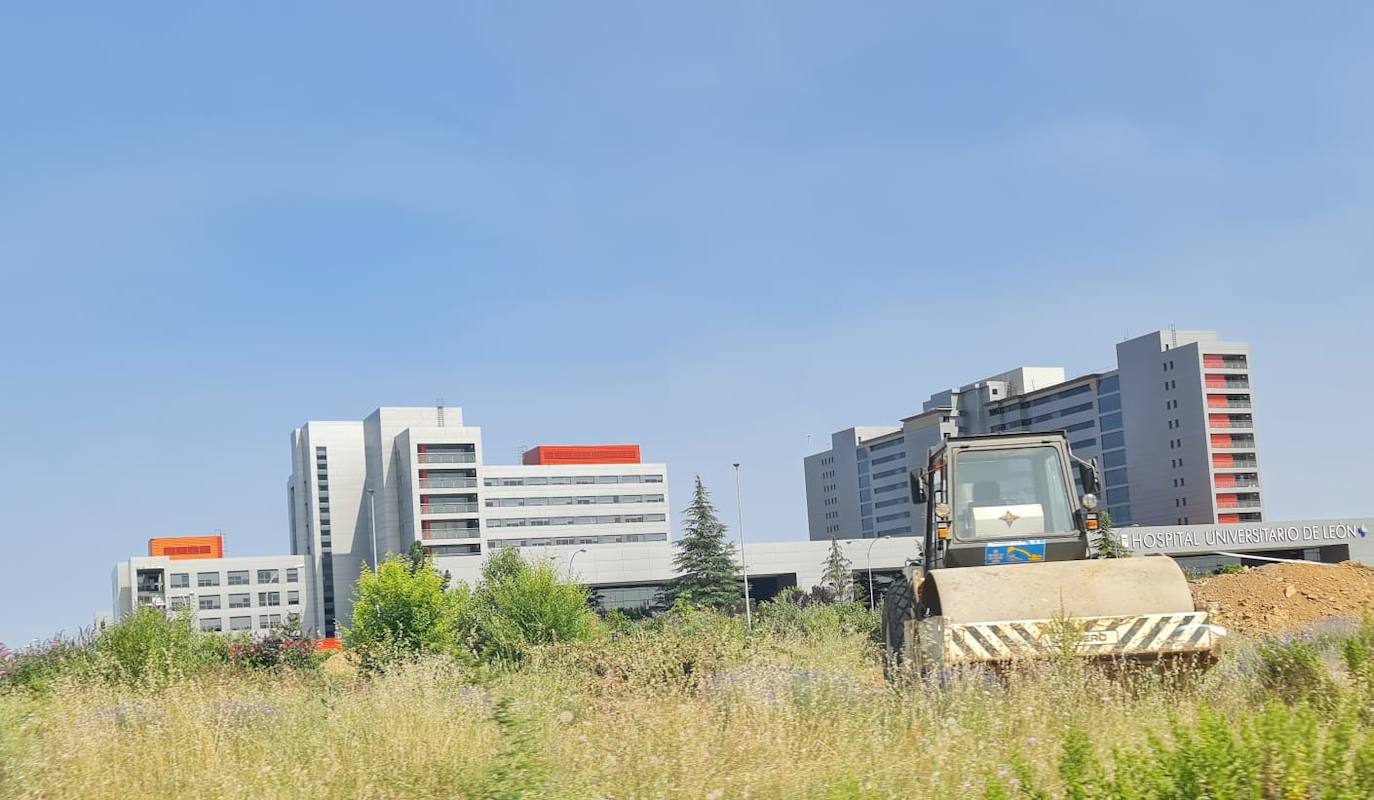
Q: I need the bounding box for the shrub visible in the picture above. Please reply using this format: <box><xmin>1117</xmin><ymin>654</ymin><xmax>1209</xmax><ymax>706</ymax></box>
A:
<box><xmin>1256</xmin><ymin>638</ymin><xmax>1339</xmax><ymax>709</ymax></box>
<box><xmin>228</xmin><ymin>615</ymin><xmax>318</xmax><ymax>671</ymax></box>
<box><xmin>93</xmin><ymin>607</ymin><xmax>228</xmax><ymax>684</ymax></box>
<box><xmin>461</xmin><ymin>549</ymin><xmax>602</xmax><ymax>664</ymax></box>
<box><xmin>345</xmin><ymin>555</ymin><xmax>467</xmax><ymax>662</ymax></box>
<box><xmin>0</xmin><ymin>632</ymin><xmax>98</xmax><ymax>692</ymax></box>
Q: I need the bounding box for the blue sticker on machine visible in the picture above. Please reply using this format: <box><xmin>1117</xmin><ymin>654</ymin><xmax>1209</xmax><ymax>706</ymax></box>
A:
<box><xmin>984</xmin><ymin>539</ymin><xmax>1047</xmax><ymax>565</ymax></box>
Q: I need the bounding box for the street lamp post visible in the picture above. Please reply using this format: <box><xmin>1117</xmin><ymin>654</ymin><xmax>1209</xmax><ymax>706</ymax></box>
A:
<box><xmin>733</xmin><ymin>463</ymin><xmax>751</xmax><ymax>632</ymax></box>
<box><xmin>566</xmin><ymin>547</ymin><xmax>589</xmax><ymax>579</ymax></box>
<box><xmin>367</xmin><ymin>489</ymin><xmax>379</xmax><ymax>568</ymax></box>
<box><xmin>867</xmin><ymin>535</ymin><xmax>892</xmax><ymax>611</ymax></box>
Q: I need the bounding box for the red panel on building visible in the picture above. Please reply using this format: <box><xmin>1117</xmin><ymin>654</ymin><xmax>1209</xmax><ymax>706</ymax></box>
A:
<box><xmin>1218</xmin><ymin>513</ymin><xmax>1241</xmax><ymax>524</ymax></box>
<box><xmin>1211</xmin><ymin>434</ymin><xmax>1232</xmax><ymax>448</ymax></box>
<box><xmin>1213</xmin><ymin>453</ymin><xmax>1234</xmax><ymax>468</ymax></box>
<box><xmin>522</xmin><ymin>445</ymin><xmax>642</xmax><ymax>465</ymax></box>
<box><xmin>1203</xmin><ymin>354</ymin><xmax>1226</xmax><ymax>369</ymax></box>
<box><xmin>1215</xmin><ymin>474</ymin><xmax>1237</xmax><ymax>488</ymax></box>
<box><xmin>149</xmin><ymin>535</ymin><xmax>224</xmax><ymax>560</ymax></box>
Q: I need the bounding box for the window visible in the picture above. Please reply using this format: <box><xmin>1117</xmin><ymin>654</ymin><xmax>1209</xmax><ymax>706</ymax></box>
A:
<box><xmin>169</xmin><ymin>595</ymin><xmax>191</xmax><ymax>609</ymax></box>
<box><xmin>1070</xmin><ymin>438</ymin><xmax>1097</xmax><ymax>451</ymax></box>
<box><xmin>1097</xmin><ymin>394</ymin><xmax>1121</xmax><ymax>413</ymax></box>
<box><xmin>1098</xmin><ymin>375</ymin><xmax>1120</xmax><ymax>394</ymax></box>
<box><xmin>228</xmin><ymin>593</ymin><xmax>251</xmax><ymax>609</ymax></box>
<box><xmin>950</xmin><ymin>445</ymin><xmax>1074</xmax><ymax>540</ymax></box>
<box><xmin>1102</xmin><ymin>450</ymin><xmax>1127</xmax><ymax>469</ymax></box>
<box><xmin>1104</xmin><ymin>467</ymin><xmax>1128</xmax><ymax>487</ymax></box>
<box><xmin>227</xmin><ymin>570</ymin><xmax>249</xmax><ymax>586</ymax></box>
<box><xmin>257</xmin><ymin>569</ymin><xmax>280</xmax><ymax>584</ymax></box>
<box><xmin>1099</xmin><ymin>413</ymin><xmax>1123</xmax><ymax>432</ymax></box>
<box><xmin>169</xmin><ymin>573</ymin><xmax>189</xmax><ymax>589</ymax></box>
<box><xmin>1101</xmin><ymin>431</ymin><xmax>1125</xmax><ymax>450</ymax></box>
<box><xmin>199</xmin><ymin>618</ymin><xmax>222</xmax><ymax>632</ymax></box>
<box><xmin>230</xmin><ymin>616</ymin><xmax>252</xmax><ymax>632</ymax></box>
<box><xmin>286</xmin><ymin>568</ymin><xmax>299</xmax><ymax>583</ymax></box>
<box><xmin>288</xmin><ymin>590</ymin><xmax>300</xmax><ymax>605</ymax></box>
<box><xmin>199</xmin><ymin>595</ymin><xmax>221</xmax><ymax>610</ymax></box>
<box><xmin>197</xmin><ymin>572</ymin><xmax>220</xmax><ymax>588</ymax></box>
<box><xmin>259</xmin><ymin>614</ymin><xmax>282</xmax><ymax>628</ymax></box>
<box><xmin>258</xmin><ymin>591</ymin><xmax>281</xmax><ymax>606</ymax></box>
<box><xmin>1106</xmin><ymin>487</ymin><xmax>1130</xmax><ymax>505</ymax></box>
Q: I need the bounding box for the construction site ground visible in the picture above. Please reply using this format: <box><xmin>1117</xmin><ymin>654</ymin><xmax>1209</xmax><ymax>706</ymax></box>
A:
<box><xmin>1191</xmin><ymin>561</ymin><xmax>1374</xmax><ymax>638</ymax></box>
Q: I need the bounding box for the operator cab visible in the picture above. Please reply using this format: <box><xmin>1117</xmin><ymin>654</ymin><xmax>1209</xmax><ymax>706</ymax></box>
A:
<box><xmin>911</xmin><ymin>434</ymin><xmax>1100</xmax><ymax>570</ymax></box>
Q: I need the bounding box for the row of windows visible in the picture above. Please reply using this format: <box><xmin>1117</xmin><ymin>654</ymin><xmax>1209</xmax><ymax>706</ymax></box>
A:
<box><xmin>490</xmin><ymin>533</ymin><xmax>668</xmax><ymax>548</ymax></box>
<box><xmin>876</xmin><ymin>511</ymin><xmax>911</xmax><ymax>523</ymax></box>
<box><xmin>871</xmin><ymin>451</ymin><xmax>906</xmax><ymax>466</ymax></box>
<box><xmin>171</xmin><ymin>568</ymin><xmax>299</xmax><ymax>589</ymax></box>
<box><xmin>484</xmin><ymin>494</ymin><xmax>665</xmax><ymax>508</ymax></box>
<box><xmin>868</xmin><ymin>436</ymin><xmax>905</xmax><ymax>452</ymax></box>
<box><xmin>171</xmin><ymin>591</ymin><xmax>300</xmax><ymax>610</ymax></box>
<box><xmin>486</xmin><ymin>513</ymin><xmax>668</xmax><ymax>528</ymax></box>
<box><xmin>877</xmin><ymin>524</ymin><xmax>913</xmax><ymax>536</ymax></box>
<box><xmin>989</xmin><ymin>382</ymin><xmax>1094</xmax><ymax>416</ymax></box>
<box><xmin>484</xmin><ymin>474</ymin><xmax>664</xmax><ymax>487</ymax></box>
<box><xmin>875</xmin><ymin>497</ymin><xmax>906</xmax><ymax>509</ymax></box>
<box><xmin>199</xmin><ymin>614</ymin><xmax>287</xmax><ymax>632</ymax></box>
<box><xmin>1071</xmin><ymin>438</ymin><xmax>1096</xmax><ymax>451</ymax></box>
<box><xmin>873</xmin><ymin>482</ymin><xmax>905</xmax><ymax>495</ymax></box>
<box><xmin>993</xmin><ymin>401</ymin><xmax>1096</xmax><ymax>432</ymax></box>
<box><xmin>872</xmin><ymin>466</ymin><xmax>905</xmax><ymax>480</ymax></box>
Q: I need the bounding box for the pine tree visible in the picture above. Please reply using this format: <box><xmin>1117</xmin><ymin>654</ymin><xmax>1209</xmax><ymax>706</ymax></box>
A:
<box><xmin>817</xmin><ymin>538</ymin><xmax>854</xmax><ymax>603</ymax></box>
<box><xmin>1091</xmin><ymin>511</ymin><xmax>1127</xmax><ymax>558</ymax></box>
<box><xmin>664</xmin><ymin>476</ymin><xmax>743</xmax><ymax>611</ymax></box>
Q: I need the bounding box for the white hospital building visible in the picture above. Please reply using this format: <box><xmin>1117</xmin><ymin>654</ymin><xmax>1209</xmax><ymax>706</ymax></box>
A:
<box><xmin>286</xmin><ymin>407</ymin><xmax>671</xmax><ymax>635</ymax></box>
<box><xmin>804</xmin><ymin>329</ymin><xmax>1262</xmax><ymax>540</ymax></box>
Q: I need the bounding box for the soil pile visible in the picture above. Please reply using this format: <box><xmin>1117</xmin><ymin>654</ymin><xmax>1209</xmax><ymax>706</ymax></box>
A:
<box><xmin>1191</xmin><ymin>561</ymin><xmax>1374</xmax><ymax>637</ymax></box>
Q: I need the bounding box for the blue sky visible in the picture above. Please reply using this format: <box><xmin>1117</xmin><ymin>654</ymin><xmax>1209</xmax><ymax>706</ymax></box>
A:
<box><xmin>2</xmin><ymin>4</ymin><xmax>1372</xmax><ymax>645</ymax></box>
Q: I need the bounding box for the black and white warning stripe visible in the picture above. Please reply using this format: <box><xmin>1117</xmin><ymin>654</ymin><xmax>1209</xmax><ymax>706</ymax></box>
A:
<box><xmin>941</xmin><ymin>612</ymin><xmax>1216</xmax><ymax>664</ymax></box>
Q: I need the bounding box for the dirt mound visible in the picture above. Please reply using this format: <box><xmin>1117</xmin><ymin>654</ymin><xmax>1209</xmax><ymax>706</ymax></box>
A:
<box><xmin>1191</xmin><ymin>561</ymin><xmax>1374</xmax><ymax>637</ymax></box>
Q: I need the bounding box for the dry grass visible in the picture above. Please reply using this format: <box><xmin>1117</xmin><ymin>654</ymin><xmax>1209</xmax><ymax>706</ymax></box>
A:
<box><xmin>0</xmin><ymin>617</ymin><xmax>1278</xmax><ymax>800</ymax></box>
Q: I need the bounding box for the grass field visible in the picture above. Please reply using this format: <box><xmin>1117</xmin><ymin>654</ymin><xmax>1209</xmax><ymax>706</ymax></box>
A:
<box><xmin>6</xmin><ymin>606</ymin><xmax>1374</xmax><ymax>799</ymax></box>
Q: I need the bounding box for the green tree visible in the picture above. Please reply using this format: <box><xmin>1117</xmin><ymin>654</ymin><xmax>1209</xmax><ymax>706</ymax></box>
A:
<box><xmin>1091</xmin><ymin>510</ymin><xmax>1127</xmax><ymax>558</ymax></box>
<box><xmin>663</xmin><ymin>476</ymin><xmax>743</xmax><ymax>612</ymax></box>
<box><xmin>406</xmin><ymin>540</ymin><xmax>428</xmax><ymax>574</ymax></box>
<box><xmin>817</xmin><ymin>538</ymin><xmax>854</xmax><ymax>603</ymax></box>
<box><xmin>345</xmin><ymin>555</ymin><xmax>466</xmax><ymax>658</ymax></box>
<box><xmin>461</xmin><ymin>548</ymin><xmax>601</xmax><ymax>663</ymax></box>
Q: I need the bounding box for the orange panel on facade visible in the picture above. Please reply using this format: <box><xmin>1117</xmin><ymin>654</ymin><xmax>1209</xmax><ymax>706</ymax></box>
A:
<box><xmin>1205</xmin><ymin>375</ymin><xmax>1227</xmax><ymax>388</ymax></box>
<box><xmin>1218</xmin><ymin>514</ymin><xmax>1241</xmax><ymax>524</ymax></box>
<box><xmin>1211</xmin><ymin>434</ymin><xmax>1231</xmax><ymax>448</ymax></box>
<box><xmin>1204</xmin><ymin>355</ymin><xmax>1226</xmax><ymax>368</ymax></box>
<box><xmin>148</xmin><ymin>535</ymin><xmax>224</xmax><ymax>560</ymax></box>
<box><xmin>1213</xmin><ymin>453</ymin><xmax>1234</xmax><ymax>468</ymax></box>
<box><xmin>522</xmin><ymin>445</ymin><xmax>641</xmax><ymax>465</ymax></box>
<box><xmin>1215</xmin><ymin>474</ymin><xmax>1237</xmax><ymax>488</ymax></box>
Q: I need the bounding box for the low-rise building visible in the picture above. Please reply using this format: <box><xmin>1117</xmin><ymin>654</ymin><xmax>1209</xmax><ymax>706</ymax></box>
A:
<box><xmin>112</xmin><ymin>535</ymin><xmax>308</xmax><ymax>635</ymax></box>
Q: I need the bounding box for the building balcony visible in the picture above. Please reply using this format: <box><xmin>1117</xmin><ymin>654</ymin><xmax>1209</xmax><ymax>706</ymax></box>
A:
<box><xmin>417</xmin><ymin>453</ymin><xmax>476</xmax><ymax>464</ymax></box>
<box><xmin>1204</xmin><ymin>376</ymin><xmax>1251</xmax><ymax>390</ymax></box>
<box><xmin>421</xmin><ymin>527</ymin><xmax>481</xmax><ymax>541</ymax></box>
<box><xmin>1211</xmin><ymin>434</ymin><xmax>1257</xmax><ymax>450</ymax></box>
<box><xmin>1208</xmin><ymin>416</ymin><xmax>1254</xmax><ymax>430</ymax></box>
<box><xmin>1214</xmin><ymin>474</ymin><xmax>1260</xmax><ymax>489</ymax></box>
<box><xmin>1213</xmin><ymin>454</ymin><xmax>1258</xmax><ymax>469</ymax></box>
<box><xmin>1217</xmin><ymin>495</ymin><xmax>1262</xmax><ymax>510</ymax></box>
<box><xmin>1207</xmin><ymin>397</ymin><xmax>1252</xmax><ymax>410</ymax></box>
<box><xmin>1203</xmin><ymin>355</ymin><xmax>1249</xmax><ymax>370</ymax></box>
<box><xmin>418</xmin><ymin>477</ymin><xmax>478</xmax><ymax>489</ymax></box>
<box><xmin>421</xmin><ymin>502</ymin><xmax>479</xmax><ymax>515</ymax></box>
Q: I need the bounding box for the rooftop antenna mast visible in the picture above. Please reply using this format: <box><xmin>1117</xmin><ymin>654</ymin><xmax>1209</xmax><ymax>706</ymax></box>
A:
<box><xmin>1169</xmin><ymin>323</ymin><xmax>1178</xmax><ymax>348</ymax></box>
<box><xmin>436</xmin><ymin>397</ymin><xmax>446</xmax><ymax>427</ymax></box>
